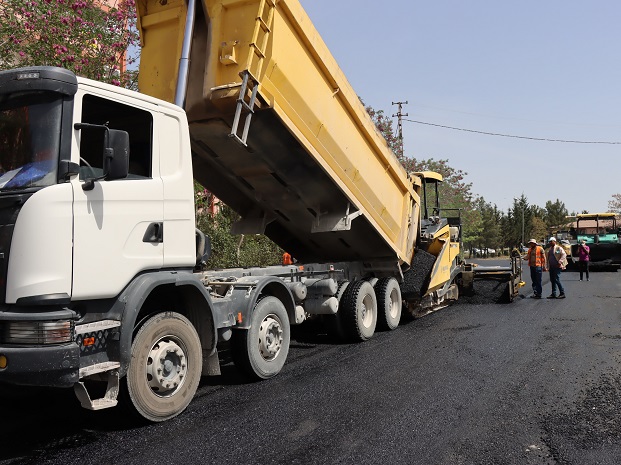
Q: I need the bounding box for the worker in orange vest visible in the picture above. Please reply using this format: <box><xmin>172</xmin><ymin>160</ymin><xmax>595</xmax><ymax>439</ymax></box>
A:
<box><xmin>282</xmin><ymin>252</ymin><xmax>293</xmax><ymax>265</ymax></box>
<box><xmin>523</xmin><ymin>238</ymin><xmax>547</xmax><ymax>299</ymax></box>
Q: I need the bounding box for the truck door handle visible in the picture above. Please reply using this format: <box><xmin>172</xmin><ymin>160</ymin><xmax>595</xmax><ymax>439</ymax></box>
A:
<box><xmin>143</xmin><ymin>222</ymin><xmax>163</xmax><ymax>243</ymax></box>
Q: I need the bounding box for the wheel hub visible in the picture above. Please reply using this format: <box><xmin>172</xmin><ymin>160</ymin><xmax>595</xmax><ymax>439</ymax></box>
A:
<box><xmin>389</xmin><ymin>288</ymin><xmax>400</xmax><ymax>319</ymax></box>
<box><xmin>146</xmin><ymin>338</ymin><xmax>187</xmax><ymax>396</ymax></box>
<box><xmin>362</xmin><ymin>294</ymin><xmax>374</xmax><ymax>327</ymax></box>
<box><xmin>258</xmin><ymin>315</ymin><xmax>283</xmax><ymax>361</ymax></box>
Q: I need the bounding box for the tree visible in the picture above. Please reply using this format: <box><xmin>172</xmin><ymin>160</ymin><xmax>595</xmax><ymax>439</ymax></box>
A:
<box><xmin>364</xmin><ymin>103</ymin><xmax>403</xmax><ymax>159</ymax></box>
<box><xmin>472</xmin><ymin>197</ymin><xmax>502</xmax><ymax>254</ymax></box>
<box><xmin>404</xmin><ymin>157</ymin><xmax>479</xmax><ymax>250</ymax></box>
<box><xmin>544</xmin><ymin>199</ymin><xmax>569</xmax><ymax>229</ymax></box>
<box><xmin>609</xmin><ymin>194</ymin><xmax>621</xmax><ymax>213</ymax></box>
<box><xmin>0</xmin><ymin>0</ymin><xmax>139</xmax><ymax>87</ymax></box>
<box><xmin>462</xmin><ymin>204</ymin><xmax>482</xmax><ymax>253</ymax></box>
<box><xmin>503</xmin><ymin>195</ymin><xmax>530</xmax><ymax>247</ymax></box>
<box><xmin>502</xmin><ymin>195</ymin><xmax>554</xmax><ymax>247</ymax></box>
<box><xmin>364</xmin><ymin>104</ymin><xmax>478</xmax><ymax>251</ymax></box>
<box><xmin>196</xmin><ymin>202</ymin><xmax>283</xmax><ymax>269</ymax></box>
<box><xmin>402</xmin><ymin>158</ymin><xmax>474</xmax><ymax>208</ymax></box>
<box><xmin>530</xmin><ymin>216</ymin><xmax>548</xmax><ymax>243</ymax></box>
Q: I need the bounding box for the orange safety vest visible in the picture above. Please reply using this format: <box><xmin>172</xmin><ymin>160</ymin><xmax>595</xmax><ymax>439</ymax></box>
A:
<box><xmin>526</xmin><ymin>246</ymin><xmax>545</xmax><ymax>267</ymax></box>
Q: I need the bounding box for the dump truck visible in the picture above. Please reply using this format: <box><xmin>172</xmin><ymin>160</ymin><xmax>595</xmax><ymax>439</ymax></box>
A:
<box><xmin>0</xmin><ymin>0</ymin><xmax>520</xmax><ymax>422</ymax></box>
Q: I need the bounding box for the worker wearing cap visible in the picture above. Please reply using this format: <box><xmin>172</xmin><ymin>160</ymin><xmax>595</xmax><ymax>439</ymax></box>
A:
<box><xmin>523</xmin><ymin>239</ymin><xmax>547</xmax><ymax>298</ymax></box>
<box><xmin>547</xmin><ymin>237</ymin><xmax>567</xmax><ymax>299</ymax></box>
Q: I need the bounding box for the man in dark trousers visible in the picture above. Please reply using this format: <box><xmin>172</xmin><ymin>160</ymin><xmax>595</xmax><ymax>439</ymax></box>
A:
<box><xmin>523</xmin><ymin>238</ymin><xmax>547</xmax><ymax>299</ymax></box>
<box><xmin>577</xmin><ymin>239</ymin><xmax>590</xmax><ymax>281</ymax></box>
<box><xmin>547</xmin><ymin>237</ymin><xmax>567</xmax><ymax>299</ymax></box>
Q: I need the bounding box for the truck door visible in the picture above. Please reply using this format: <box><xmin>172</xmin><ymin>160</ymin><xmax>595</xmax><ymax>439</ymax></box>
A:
<box><xmin>71</xmin><ymin>92</ymin><xmax>164</xmax><ymax>300</ymax></box>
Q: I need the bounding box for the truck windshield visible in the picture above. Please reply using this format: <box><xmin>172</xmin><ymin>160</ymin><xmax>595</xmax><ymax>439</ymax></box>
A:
<box><xmin>0</xmin><ymin>92</ymin><xmax>61</xmax><ymax>191</ymax></box>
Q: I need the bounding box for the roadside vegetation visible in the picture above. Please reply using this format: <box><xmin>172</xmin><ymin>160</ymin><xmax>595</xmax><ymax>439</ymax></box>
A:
<box><xmin>0</xmin><ymin>0</ymin><xmax>139</xmax><ymax>88</ymax></box>
<box><xmin>365</xmin><ymin>106</ymin><xmax>620</xmax><ymax>257</ymax></box>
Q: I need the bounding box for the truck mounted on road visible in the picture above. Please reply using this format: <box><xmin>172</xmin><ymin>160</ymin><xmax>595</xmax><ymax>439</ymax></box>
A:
<box><xmin>0</xmin><ymin>0</ymin><xmax>520</xmax><ymax>421</ymax></box>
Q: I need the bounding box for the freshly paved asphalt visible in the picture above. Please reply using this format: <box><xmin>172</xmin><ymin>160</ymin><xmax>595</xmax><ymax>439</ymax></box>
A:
<box><xmin>2</xmin><ymin>264</ymin><xmax>621</xmax><ymax>465</ymax></box>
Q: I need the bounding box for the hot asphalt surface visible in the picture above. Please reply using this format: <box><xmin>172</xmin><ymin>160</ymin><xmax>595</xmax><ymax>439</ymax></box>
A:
<box><xmin>2</xmin><ymin>262</ymin><xmax>621</xmax><ymax>465</ymax></box>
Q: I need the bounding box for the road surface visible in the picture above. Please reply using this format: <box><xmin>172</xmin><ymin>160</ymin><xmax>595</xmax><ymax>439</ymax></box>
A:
<box><xmin>1</xmin><ymin>266</ymin><xmax>620</xmax><ymax>465</ymax></box>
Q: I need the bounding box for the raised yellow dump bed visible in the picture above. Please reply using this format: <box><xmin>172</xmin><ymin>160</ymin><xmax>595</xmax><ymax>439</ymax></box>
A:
<box><xmin>137</xmin><ymin>0</ymin><xmax>421</xmax><ymax>265</ymax></box>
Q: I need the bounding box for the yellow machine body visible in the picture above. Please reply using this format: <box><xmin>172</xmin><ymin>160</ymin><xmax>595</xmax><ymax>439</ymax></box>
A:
<box><xmin>425</xmin><ymin>224</ymin><xmax>461</xmax><ymax>294</ymax></box>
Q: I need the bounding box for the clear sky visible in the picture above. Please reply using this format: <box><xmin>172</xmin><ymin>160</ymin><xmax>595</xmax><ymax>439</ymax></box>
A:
<box><xmin>298</xmin><ymin>0</ymin><xmax>621</xmax><ymax>214</ymax></box>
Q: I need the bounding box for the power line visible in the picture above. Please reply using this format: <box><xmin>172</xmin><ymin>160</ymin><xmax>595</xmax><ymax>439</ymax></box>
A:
<box><xmin>403</xmin><ymin>118</ymin><xmax>621</xmax><ymax>144</ymax></box>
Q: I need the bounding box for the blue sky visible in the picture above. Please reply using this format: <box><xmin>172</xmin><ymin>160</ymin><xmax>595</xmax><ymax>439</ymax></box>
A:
<box><xmin>298</xmin><ymin>0</ymin><xmax>621</xmax><ymax>214</ymax></box>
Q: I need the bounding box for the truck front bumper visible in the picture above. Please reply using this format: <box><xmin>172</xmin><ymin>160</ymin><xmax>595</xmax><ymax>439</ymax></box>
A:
<box><xmin>0</xmin><ymin>307</ymin><xmax>80</xmax><ymax>387</ymax></box>
<box><xmin>0</xmin><ymin>343</ymin><xmax>80</xmax><ymax>388</ymax></box>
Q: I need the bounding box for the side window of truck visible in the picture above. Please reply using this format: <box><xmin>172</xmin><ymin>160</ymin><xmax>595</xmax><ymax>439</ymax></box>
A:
<box><xmin>79</xmin><ymin>95</ymin><xmax>153</xmax><ymax>180</ymax></box>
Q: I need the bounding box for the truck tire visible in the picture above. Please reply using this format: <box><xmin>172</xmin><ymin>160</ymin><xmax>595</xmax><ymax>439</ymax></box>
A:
<box><xmin>123</xmin><ymin>312</ymin><xmax>202</xmax><ymax>422</ymax></box>
<box><xmin>232</xmin><ymin>296</ymin><xmax>290</xmax><ymax>380</ymax></box>
<box><xmin>375</xmin><ymin>277</ymin><xmax>402</xmax><ymax>330</ymax></box>
<box><xmin>340</xmin><ymin>280</ymin><xmax>377</xmax><ymax>341</ymax></box>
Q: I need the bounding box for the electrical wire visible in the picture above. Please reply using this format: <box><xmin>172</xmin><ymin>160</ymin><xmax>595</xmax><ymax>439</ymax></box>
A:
<box><xmin>403</xmin><ymin>119</ymin><xmax>621</xmax><ymax>144</ymax></box>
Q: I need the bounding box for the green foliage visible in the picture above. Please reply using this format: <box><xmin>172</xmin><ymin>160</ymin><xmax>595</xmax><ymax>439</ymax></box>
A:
<box><xmin>402</xmin><ymin>157</ymin><xmax>478</xmax><ymax>247</ymax></box>
<box><xmin>0</xmin><ymin>0</ymin><xmax>139</xmax><ymax>87</ymax></box>
<box><xmin>544</xmin><ymin>199</ymin><xmax>569</xmax><ymax>229</ymax></box>
<box><xmin>531</xmin><ymin>216</ymin><xmax>548</xmax><ymax>243</ymax></box>
<box><xmin>502</xmin><ymin>195</ymin><xmax>551</xmax><ymax>246</ymax></box>
<box><xmin>196</xmin><ymin>206</ymin><xmax>284</xmax><ymax>269</ymax></box>
<box><xmin>194</xmin><ymin>181</ymin><xmax>211</xmax><ymax>213</ymax></box>
<box><xmin>362</xmin><ymin>102</ymin><xmax>596</xmax><ymax>252</ymax></box>
<box><xmin>364</xmin><ymin>103</ymin><xmax>403</xmax><ymax>159</ymax></box>
<box><xmin>503</xmin><ymin>195</ymin><xmax>529</xmax><ymax>247</ymax></box>
<box><xmin>402</xmin><ymin>158</ymin><xmax>474</xmax><ymax>208</ymax></box>
<box><xmin>364</xmin><ymin>103</ymin><xmax>481</xmax><ymax>252</ymax></box>
<box><xmin>472</xmin><ymin>197</ymin><xmax>502</xmax><ymax>249</ymax></box>
<box><xmin>194</xmin><ymin>184</ymin><xmax>283</xmax><ymax>269</ymax></box>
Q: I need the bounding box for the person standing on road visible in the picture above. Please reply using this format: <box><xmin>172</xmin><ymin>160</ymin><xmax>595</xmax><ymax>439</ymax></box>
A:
<box><xmin>523</xmin><ymin>238</ymin><xmax>547</xmax><ymax>299</ymax></box>
<box><xmin>547</xmin><ymin>237</ymin><xmax>567</xmax><ymax>299</ymax></box>
<box><xmin>577</xmin><ymin>239</ymin><xmax>590</xmax><ymax>281</ymax></box>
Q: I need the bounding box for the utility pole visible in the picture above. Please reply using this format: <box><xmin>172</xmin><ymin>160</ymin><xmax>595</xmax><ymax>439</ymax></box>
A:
<box><xmin>392</xmin><ymin>100</ymin><xmax>408</xmax><ymax>157</ymax></box>
<box><xmin>522</xmin><ymin>208</ymin><xmax>525</xmax><ymax>247</ymax></box>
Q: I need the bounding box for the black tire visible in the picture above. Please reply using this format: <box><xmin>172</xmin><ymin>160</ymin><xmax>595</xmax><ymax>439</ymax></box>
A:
<box><xmin>340</xmin><ymin>280</ymin><xmax>377</xmax><ymax>341</ymax></box>
<box><xmin>232</xmin><ymin>296</ymin><xmax>290</xmax><ymax>380</ymax></box>
<box><xmin>375</xmin><ymin>277</ymin><xmax>402</xmax><ymax>331</ymax></box>
<box><xmin>123</xmin><ymin>312</ymin><xmax>202</xmax><ymax>422</ymax></box>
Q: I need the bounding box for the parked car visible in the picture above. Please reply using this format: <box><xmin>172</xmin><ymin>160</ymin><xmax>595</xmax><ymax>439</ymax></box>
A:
<box><xmin>471</xmin><ymin>248</ymin><xmax>496</xmax><ymax>257</ymax></box>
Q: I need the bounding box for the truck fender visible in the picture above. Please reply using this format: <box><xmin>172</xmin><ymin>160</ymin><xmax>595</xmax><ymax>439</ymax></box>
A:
<box><xmin>230</xmin><ymin>276</ymin><xmax>295</xmax><ymax>329</ymax></box>
<box><xmin>116</xmin><ymin>271</ymin><xmax>217</xmax><ymax>377</ymax></box>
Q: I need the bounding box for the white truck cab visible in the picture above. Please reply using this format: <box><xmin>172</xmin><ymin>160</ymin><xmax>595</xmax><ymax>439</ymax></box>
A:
<box><xmin>0</xmin><ymin>67</ymin><xmax>225</xmax><ymax>421</ymax></box>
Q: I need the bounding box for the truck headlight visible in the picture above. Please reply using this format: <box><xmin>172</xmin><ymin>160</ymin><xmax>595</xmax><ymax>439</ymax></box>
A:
<box><xmin>2</xmin><ymin>320</ymin><xmax>74</xmax><ymax>344</ymax></box>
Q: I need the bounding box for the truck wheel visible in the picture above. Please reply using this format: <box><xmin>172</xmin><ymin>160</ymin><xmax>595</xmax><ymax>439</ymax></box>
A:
<box><xmin>124</xmin><ymin>312</ymin><xmax>202</xmax><ymax>422</ymax></box>
<box><xmin>340</xmin><ymin>280</ymin><xmax>377</xmax><ymax>341</ymax></box>
<box><xmin>375</xmin><ymin>277</ymin><xmax>402</xmax><ymax>330</ymax></box>
<box><xmin>232</xmin><ymin>296</ymin><xmax>290</xmax><ymax>380</ymax></box>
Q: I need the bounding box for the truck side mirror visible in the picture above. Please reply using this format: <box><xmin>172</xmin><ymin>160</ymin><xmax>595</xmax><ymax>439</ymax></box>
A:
<box><xmin>75</xmin><ymin>123</ymin><xmax>130</xmax><ymax>190</ymax></box>
<box><xmin>105</xmin><ymin>129</ymin><xmax>129</xmax><ymax>181</ymax></box>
